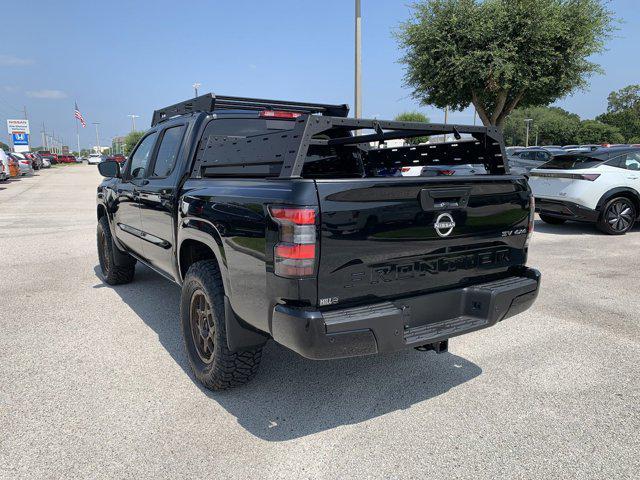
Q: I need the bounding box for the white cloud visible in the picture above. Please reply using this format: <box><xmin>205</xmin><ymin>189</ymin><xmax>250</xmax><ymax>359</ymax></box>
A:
<box><xmin>26</xmin><ymin>89</ymin><xmax>68</xmax><ymax>99</ymax></box>
<box><xmin>0</xmin><ymin>54</ymin><xmax>34</xmax><ymax>67</ymax></box>
<box><xmin>2</xmin><ymin>86</ymin><xmax>19</xmax><ymax>93</ymax></box>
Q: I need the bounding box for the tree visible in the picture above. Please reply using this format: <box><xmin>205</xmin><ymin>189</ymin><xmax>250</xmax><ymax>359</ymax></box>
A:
<box><xmin>575</xmin><ymin>120</ymin><xmax>624</xmax><ymax>144</ymax></box>
<box><xmin>394</xmin><ymin>111</ymin><xmax>431</xmax><ymax>144</ymax></box>
<box><xmin>606</xmin><ymin>84</ymin><xmax>640</xmax><ymax>113</ymax></box>
<box><xmin>597</xmin><ymin>109</ymin><xmax>640</xmax><ymax>143</ymax></box>
<box><xmin>0</xmin><ymin>141</ymin><xmax>9</xmax><ymax>151</ymax></box>
<box><xmin>123</xmin><ymin>131</ymin><xmax>145</xmax><ymax>155</ymax></box>
<box><xmin>503</xmin><ymin>107</ymin><xmax>580</xmax><ymax>146</ymax></box>
<box><xmin>396</xmin><ymin>0</ymin><xmax>615</xmax><ymax>128</ymax></box>
<box><xmin>597</xmin><ymin>85</ymin><xmax>640</xmax><ymax>141</ymax></box>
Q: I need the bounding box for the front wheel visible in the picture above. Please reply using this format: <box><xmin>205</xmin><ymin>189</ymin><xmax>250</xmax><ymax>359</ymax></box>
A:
<box><xmin>597</xmin><ymin>197</ymin><xmax>637</xmax><ymax>235</ymax></box>
<box><xmin>180</xmin><ymin>260</ymin><xmax>264</xmax><ymax>390</ymax></box>
<box><xmin>539</xmin><ymin>214</ymin><xmax>567</xmax><ymax>225</ymax></box>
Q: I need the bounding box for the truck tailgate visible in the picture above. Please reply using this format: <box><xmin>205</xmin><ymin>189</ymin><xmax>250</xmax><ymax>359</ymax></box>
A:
<box><xmin>315</xmin><ymin>177</ymin><xmax>531</xmax><ymax>307</ymax></box>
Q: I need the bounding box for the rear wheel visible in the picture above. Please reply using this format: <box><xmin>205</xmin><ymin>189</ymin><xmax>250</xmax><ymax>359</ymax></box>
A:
<box><xmin>539</xmin><ymin>214</ymin><xmax>567</xmax><ymax>225</ymax></box>
<box><xmin>97</xmin><ymin>216</ymin><xmax>136</xmax><ymax>284</ymax></box>
<box><xmin>597</xmin><ymin>197</ymin><xmax>636</xmax><ymax>235</ymax></box>
<box><xmin>180</xmin><ymin>260</ymin><xmax>263</xmax><ymax>390</ymax></box>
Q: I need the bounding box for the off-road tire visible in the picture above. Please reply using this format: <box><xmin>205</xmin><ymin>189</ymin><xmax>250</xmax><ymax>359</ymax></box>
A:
<box><xmin>539</xmin><ymin>214</ymin><xmax>567</xmax><ymax>225</ymax></box>
<box><xmin>597</xmin><ymin>197</ymin><xmax>636</xmax><ymax>235</ymax></box>
<box><xmin>180</xmin><ymin>260</ymin><xmax>263</xmax><ymax>390</ymax></box>
<box><xmin>97</xmin><ymin>216</ymin><xmax>136</xmax><ymax>284</ymax></box>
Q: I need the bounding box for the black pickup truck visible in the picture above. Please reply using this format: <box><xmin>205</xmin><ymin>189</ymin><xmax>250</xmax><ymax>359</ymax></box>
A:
<box><xmin>96</xmin><ymin>94</ymin><xmax>540</xmax><ymax>390</ymax></box>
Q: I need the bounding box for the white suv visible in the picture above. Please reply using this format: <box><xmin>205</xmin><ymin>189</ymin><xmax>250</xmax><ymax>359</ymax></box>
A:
<box><xmin>529</xmin><ymin>147</ymin><xmax>640</xmax><ymax>235</ymax></box>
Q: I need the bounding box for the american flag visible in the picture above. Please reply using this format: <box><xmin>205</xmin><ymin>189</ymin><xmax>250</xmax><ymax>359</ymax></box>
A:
<box><xmin>74</xmin><ymin>102</ymin><xmax>86</xmax><ymax>127</ymax></box>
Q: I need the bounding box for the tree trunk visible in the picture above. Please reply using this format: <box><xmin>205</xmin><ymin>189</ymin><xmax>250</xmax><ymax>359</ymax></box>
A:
<box><xmin>472</xmin><ymin>90</ymin><xmax>524</xmax><ymax>129</ymax></box>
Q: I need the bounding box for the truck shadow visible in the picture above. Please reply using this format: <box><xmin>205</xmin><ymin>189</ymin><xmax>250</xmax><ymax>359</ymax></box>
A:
<box><xmin>94</xmin><ymin>264</ymin><xmax>482</xmax><ymax>441</ymax></box>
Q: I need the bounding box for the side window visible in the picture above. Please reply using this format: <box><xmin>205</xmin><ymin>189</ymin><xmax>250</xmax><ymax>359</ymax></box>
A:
<box><xmin>128</xmin><ymin>132</ymin><xmax>158</xmax><ymax>180</ymax></box>
<box><xmin>535</xmin><ymin>151</ymin><xmax>549</xmax><ymax>161</ymax></box>
<box><xmin>152</xmin><ymin>126</ymin><xmax>185</xmax><ymax>178</ymax></box>
<box><xmin>605</xmin><ymin>155</ymin><xmax>625</xmax><ymax>169</ymax></box>
<box><xmin>624</xmin><ymin>152</ymin><xmax>640</xmax><ymax>171</ymax></box>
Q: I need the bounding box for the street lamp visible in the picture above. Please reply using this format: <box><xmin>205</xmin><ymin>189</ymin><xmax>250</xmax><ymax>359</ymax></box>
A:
<box><xmin>93</xmin><ymin>122</ymin><xmax>101</xmax><ymax>153</ymax></box>
<box><xmin>354</xmin><ymin>0</ymin><xmax>362</xmax><ymax>119</ymax></box>
<box><xmin>127</xmin><ymin>114</ymin><xmax>140</xmax><ymax>133</ymax></box>
<box><xmin>193</xmin><ymin>82</ymin><xmax>201</xmax><ymax>98</ymax></box>
<box><xmin>524</xmin><ymin>118</ymin><xmax>533</xmax><ymax>147</ymax></box>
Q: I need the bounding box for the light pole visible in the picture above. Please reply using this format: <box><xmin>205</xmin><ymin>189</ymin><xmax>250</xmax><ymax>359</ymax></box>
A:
<box><xmin>127</xmin><ymin>114</ymin><xmax>140</xmax><ymax>133</ymax></box>
<box><xmin>354</xmin><ymin>0</ymin><xmax>362</xmax><ymax>119</ymax></box>
<box><xmin>443</xmin><ymin>106</ymin><xmax>449</xmax><ymax>142</ymax></box>
<box><xmin>524</xmin><ymin>118</ymin><xmax>533</xmax><ymax>147</ymax></box>
<box><xmin>193</xmin><ymin>82</ymin><xmax>201</xmax><ymax>98</ymax></box>
<box><xmin>93</xmin><ymin>122</ymin><xmax>101</xmax><ymax>153</ymax></box>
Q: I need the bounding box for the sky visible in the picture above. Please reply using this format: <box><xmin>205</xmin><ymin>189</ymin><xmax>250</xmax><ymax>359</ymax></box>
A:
<box><xmin>1</xmin><ymin>0</ymin><xmax>639</xmax><ymax>150</ymax></box>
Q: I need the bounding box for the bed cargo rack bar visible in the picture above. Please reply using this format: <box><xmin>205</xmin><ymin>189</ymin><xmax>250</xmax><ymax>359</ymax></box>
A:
<box><xmin>192</xmin><ymin>113</ymin><xmax>508</xmax><ymax>180</ymax></box>
<box><xmin>151</xmin><ymin>93</ymin><xmax>349</xmax><ymax>126</ymax></box>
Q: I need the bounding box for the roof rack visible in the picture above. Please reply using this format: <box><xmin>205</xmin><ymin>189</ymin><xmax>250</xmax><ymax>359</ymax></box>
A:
<box><xmin>151</xmin><ymin>93</ymin><xmax>349</xmax><ymax>126</ymax></box>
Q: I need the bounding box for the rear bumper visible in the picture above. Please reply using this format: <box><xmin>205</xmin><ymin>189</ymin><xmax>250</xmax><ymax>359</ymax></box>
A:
<box><xmin>535</xmin><ymin>197</ymin><xmax>598</xmax><ymax>222</ymax></box>
<box><xmin>271</xmin><ymin>268</ymin><xmax>541</xmax><ymax>360</ymax></box>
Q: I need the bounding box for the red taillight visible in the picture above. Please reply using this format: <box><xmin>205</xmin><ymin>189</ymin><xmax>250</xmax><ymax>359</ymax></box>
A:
<box><xmin>19</xmin><ymin>160</ymin><xmax>29</xmax><ymax>165</ymax></box>
<box><xmin>275</xmin><ymin>244</ymin><xmax>316</xmax><ymax>259</ymax></box>
<box><xmin>269</xmin><ymin>206</ymin><xmax>317</xmax><ymax>278</ymax></box>
<box><xmin>259</xmin><ymin>110</ymin><xmax>302</xmax><ymax>119</ymax></box>
<box><xmin>270</xmin><ymin>207</ymin><xmax>315</xmax><ymax>225</ymax></box>
<box><xmin>439</xmin><ymin>169</ymin><xmax>455</xmax><ymax>176</ymax></box>
<box><xmin>401</xmin><ymin>167</ymin><xmax>411</xmax><ymax>172</ymax></box>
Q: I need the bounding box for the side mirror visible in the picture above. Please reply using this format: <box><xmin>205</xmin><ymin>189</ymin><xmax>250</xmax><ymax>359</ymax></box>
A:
<box><xmin>98</xmin><ymin>159</ymin><xmax>121</xmax><ymax>178</ymax></box>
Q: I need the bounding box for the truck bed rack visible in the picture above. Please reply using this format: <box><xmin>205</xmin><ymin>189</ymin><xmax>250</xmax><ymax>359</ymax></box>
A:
<box><xmin>151</xmin><ymin>93</ymin><xmax>350</xmax><ymax>126</ymax></box>
<box><xmin>192</xmin><ymin>114</ymin><xmax>508</xmax><ymax>179</ymax></box>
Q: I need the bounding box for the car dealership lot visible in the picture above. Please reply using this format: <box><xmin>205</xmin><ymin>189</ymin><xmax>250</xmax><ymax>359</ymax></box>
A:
<box><xmin>1</xmin><ymin>167</ymin><xmax>639</xmax><ymax>479</ymax></box>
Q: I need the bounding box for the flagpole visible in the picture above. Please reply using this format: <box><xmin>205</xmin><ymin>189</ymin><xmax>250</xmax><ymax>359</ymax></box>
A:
<box><xmin>76</xmin><ymin>117</ymin><xmax>80</xmax><ymax>156</ymax></box>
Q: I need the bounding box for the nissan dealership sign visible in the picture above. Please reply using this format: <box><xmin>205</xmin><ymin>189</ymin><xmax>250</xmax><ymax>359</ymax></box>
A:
<box><xmin>7</xmin><ymin>119</ymin><xmax>30</xmax><ymax>153</ymax></box>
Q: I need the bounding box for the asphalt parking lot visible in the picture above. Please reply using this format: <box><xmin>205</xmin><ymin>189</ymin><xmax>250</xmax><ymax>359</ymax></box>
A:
<box><xmin>1</xmin><ymin>166</ymin><xmax>639</xmax><ymax>479</ymax></box>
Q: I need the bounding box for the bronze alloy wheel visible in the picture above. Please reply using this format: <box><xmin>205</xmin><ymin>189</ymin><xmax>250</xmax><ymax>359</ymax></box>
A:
<box><xmin>189</xmin><ymin>289</ymin><xmax>215</xmax><ymax>363</ymax></box>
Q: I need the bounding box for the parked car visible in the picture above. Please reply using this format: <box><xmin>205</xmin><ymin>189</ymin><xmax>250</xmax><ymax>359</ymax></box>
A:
<box><xmin>508</xmin><ymin>147</ymin><xmax>566</xmax><ymax>175</ymax></box>
<box><xmin>400</xmin><ymin>164</ymin><xmax>487</xmax><ymax>176</ymax></box>
<box><xmin>95</xmin><ymin>92</ymin><xmax>540</xmax><ymax>391</ymax></box>
<box><xmin>8</xmin><ymin>152</ymin><xmax>34</xmax><ymax>176</ymax></box>
<box><xmin>41</xmin><ymin>157</ymin><xmax>51</xmax><ymax>168</ymax></box>
<box><xmin>7</xmin><ymin>154</ymin><xmax>20</xmax><ymax>177</ymax></box>
<box><xmin>24</xmin><ymin>152</ymin><xmax>42</xmax><ymax>170</ymax></box>
<box><xmin>529</xmin><ymin>146</ymin><xmax>640</xmax><ymax>235</ymax></box>
<box><xmin>0</xmin><ymin>150</ymin><xmax>9</xmax><ymax>181</ymax></box>
<box><xmin>87</xmin><ymin>153</ymin><xmax>103</xmax><ymax>165</ymax></box>
<box><xmin>505</xmin><ymin>146</ymin><xmax>527</xmax><ymax>156</ymax></box>
<box><xmin>39</xmin><ymin>153</ymin><xmax>57</xmax><ymax>165</ymax></box>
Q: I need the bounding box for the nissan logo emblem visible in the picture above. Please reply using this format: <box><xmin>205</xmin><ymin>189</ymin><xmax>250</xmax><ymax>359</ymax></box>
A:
<box><xmin>434</xmin><ymin>213</ymin><xmax>456</xmax><ymax>237</ymax></box>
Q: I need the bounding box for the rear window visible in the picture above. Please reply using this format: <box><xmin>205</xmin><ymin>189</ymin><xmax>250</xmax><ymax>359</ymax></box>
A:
<box><xmin>539</xmin><ymin>155</ymin><xmax>603</xmax><ymax>170</ymax></box>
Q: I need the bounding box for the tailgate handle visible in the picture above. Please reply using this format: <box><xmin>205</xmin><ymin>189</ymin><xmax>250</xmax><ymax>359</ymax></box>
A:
<box><xmin>420</xmin><ymin>188</ymin><xmax>471</xmax><ymax>211</ymax></box>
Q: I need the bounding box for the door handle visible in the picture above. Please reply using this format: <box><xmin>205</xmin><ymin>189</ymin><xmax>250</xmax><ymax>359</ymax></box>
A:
<box><xmin>627</xmin><ymin>176</ymin><xmax>638</xmax><ymax>180</ymax></box>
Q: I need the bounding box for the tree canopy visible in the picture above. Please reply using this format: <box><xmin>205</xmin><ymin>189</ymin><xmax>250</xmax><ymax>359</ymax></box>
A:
<box><xmin>396</xmin><ymin>0</ymin><xmax>615</xmax><ymax>127</ymax></box>
<box><xmin>596</xmin><ymin>84</ymin><xmax>640</xmax><ymax>142</ymax></box>
<box><xmin>0</xmin><ymin>141</ymin><xmax>9</xmax><ymax>151</ymax></box>
<box><xmin>123</xmin><ymin>131</ymin><xmax>145</xmax><ymax>156</ymax></box>
<box><xmin>606</xmin><ymin>84</ymin><xmax>640</xmax><ymax>113</ymax></box>
<box><xmin>503</xmin><ymin>107</ymin><xmax>580</xmax><ymax>146</ymax></box>
<box><xmin>394</xmin><ymin>111</ymin><xmax>430</xmax><ymax>144</ymax></box>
